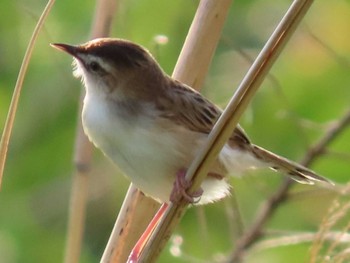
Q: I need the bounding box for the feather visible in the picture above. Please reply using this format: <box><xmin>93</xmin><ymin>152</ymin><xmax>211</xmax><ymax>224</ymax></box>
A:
<box><xmin>157</xmin><ymin>79</ymin><xmax>332</xmax><ymax>185</ymax></box>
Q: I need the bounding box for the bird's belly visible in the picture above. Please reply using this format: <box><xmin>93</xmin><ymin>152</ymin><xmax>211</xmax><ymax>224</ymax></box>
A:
<box><xmin>82</xmin><ymin>102</ymin><xmax>192</xmax><ymax>202</ymax></box>
<box><xmin>82</xmin><ymin>96</ymin><xmax>232</xmax><ymax>204</ymax></box>
<box><xmin>104</xmin><ymin>129</ymin><xmax>186</xmax><ymax>203</ymax></box>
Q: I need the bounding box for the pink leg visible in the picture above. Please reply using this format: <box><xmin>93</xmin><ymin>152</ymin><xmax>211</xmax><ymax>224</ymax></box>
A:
<box><xmin>127</xmin><ymin>203</ymin><xmax>169</xmax><ymax>263</ymax></box>
<box><xmin>127</xmin><ymin>170</ymin><xmax>204</xmax><ymax>262</ymax></box>
<box><xmin>170</xmin><ymin>169</ymin><xmax>203</xmax><ymax>204</ymax></box>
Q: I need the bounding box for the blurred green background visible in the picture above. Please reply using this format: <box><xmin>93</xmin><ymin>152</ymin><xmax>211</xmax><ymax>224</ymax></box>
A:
<box><xmin>1</xmin><ymin>0</ymin><xmax>350</xmax><ymax>262</ymax></box>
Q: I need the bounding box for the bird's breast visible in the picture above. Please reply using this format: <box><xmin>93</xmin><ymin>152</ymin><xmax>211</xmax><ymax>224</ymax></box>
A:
<box><xmin>81</xmin><ymin>94</ymin><xmax>198</xmax><ymax>202</ymax></box>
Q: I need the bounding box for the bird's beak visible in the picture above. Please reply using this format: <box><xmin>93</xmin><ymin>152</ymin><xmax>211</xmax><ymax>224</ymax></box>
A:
<box><xmin>50</xmin><ymin>43</ymin><xmax>80</xmax><ymax>58</ymax></box>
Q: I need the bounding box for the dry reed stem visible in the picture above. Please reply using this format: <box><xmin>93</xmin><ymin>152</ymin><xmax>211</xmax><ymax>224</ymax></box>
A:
<box><xmin>102</xmin><ymin>0</ymin><xmax>234</xmax><ymax>262</ymax></box>
<box><xmin>100</xmin><ymin>185</ymin><xmax>160</xmax><ymax>263</ymax></box>
<box><xmin>309</xmin><ymin>184</ymin><xmax>350</xmax><ymax>263</ymax></box>
<box><xmin>139</xmin><ymin>0</ymin><xmax>314</xmax><ymax>262</ymax></box>
<box><xmin>334</xmin><ymin>249</ymin><xmax>350</xmax><ymax>263</ymax></box>
<box><xmin>64</xmin><ymin>1</ymin><xmax>117</xmax><ymax>263</ymax></box>
<box><xmin>139</xmin><ymin>0</ymin><xmax>233</xmax><ymax>260</ymax></box>
<box><xmin>0</xmin><ymin>0</ymin><xmax>55</xmax><ymax>188</ymax></box>
<box><xmin>250</xmin><ymin>231</ymin><xmax>350</xmax><ymax>253</ymax></box>
<box><xmin>171</xmin><ymin>0</ymin><xmax>231</xmax><ymax>89</ymax></box>
<box><xmin>230</xmin><ymin>110</ymin><xmax>350</xmax><ymax>262</ymax></box>
<box><xmin>324</xmin><ymin>206</ymin><xmax>350</xmax><ymax>256</ymax></box>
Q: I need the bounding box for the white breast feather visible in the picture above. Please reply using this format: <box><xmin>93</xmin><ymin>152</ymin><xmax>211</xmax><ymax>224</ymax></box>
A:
<box><xmin>81</xmin><ymin>88</ymin><xmax>262</xmax><ymax>204</ymax></box>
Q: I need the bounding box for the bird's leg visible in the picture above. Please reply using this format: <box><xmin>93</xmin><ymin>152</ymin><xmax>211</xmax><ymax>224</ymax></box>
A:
<box><xmin>170</xmin><ymin>169</ymin><xmax>204</xmax><ymax>204</ymax></box>
<box><xmin>127</xmin><ymin>203</ymin><xmax>169</xmax><ymax>263</ymax></box>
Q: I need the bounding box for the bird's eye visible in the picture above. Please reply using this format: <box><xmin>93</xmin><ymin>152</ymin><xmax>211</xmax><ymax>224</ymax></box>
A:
<box><xmin>89</xmin><ymin>61</ymin><xmax>101</xmax><ymax>72</ymax></box>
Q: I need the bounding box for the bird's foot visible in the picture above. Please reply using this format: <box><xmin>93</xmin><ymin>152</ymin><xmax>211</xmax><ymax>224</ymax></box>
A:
<box><xmin>170</xmin><ymin>169</ymin><xmax>203</xmax><ymax>204</ymax></box>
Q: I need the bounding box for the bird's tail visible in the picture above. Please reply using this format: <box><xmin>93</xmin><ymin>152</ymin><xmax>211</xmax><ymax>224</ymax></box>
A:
<box><xmin>251</xmin><ymin>145</ymin><xmax>332</xmax><ymax>185</ymax></box>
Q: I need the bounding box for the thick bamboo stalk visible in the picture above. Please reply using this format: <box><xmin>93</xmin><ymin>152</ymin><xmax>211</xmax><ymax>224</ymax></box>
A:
<box><xmin>139</xmin><ymin>0</ymin><xmax>315</xmax><ymax>262</ymax></box>
<box><xmin>138</xmin><ymin>0</ymin><xmax>234</xmax><ymax>261</ymax></box>
<box><xmin>100</xmin><ymin>185</ymin><xmax>160</xmax><ymax>263</ymax></box>
<box><xmin>172</xmin><ymin>0</ymin><xmax>232</xmax><ymax>87</ymax></box>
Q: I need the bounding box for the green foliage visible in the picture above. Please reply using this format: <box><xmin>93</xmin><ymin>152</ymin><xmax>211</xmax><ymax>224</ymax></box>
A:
<box><xmin>1</xmin><ymin>0</ymin><xmax>350</xmax><ymax>262</ymax></box>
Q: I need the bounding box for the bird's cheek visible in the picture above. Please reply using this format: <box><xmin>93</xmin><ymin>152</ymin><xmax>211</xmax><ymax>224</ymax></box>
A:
<box><xmin>103</xmin><ymin>75</ymin><xmax>120</xmax><ymax>93</ymax></box>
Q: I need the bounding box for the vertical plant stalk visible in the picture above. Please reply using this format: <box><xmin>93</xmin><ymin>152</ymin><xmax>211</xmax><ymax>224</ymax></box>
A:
<box><xmin>100</xmin><ymin>185</ymin><xmax>160</xmax><ymax>263</ymax></box>
<box><xmin>101</xmin><ymin>0</ymin><xmax>233</xmax><ymax>262</ymax></box>
<box><xmin>63</xmin><ymin>1</ymin><xmax>117</xmax><ymax>263</ymax></box>
<box><xmin>0</xmin><ymin>0</ymin><xmax>55</xmax><ymax>188</ymax></box>
<box><xmin>138</xmin><ymin>0</ymin><xmax>233</xmax><ymax>261</ymax></box>
<box><xmin>139</xmin><ymin>0</ymin><xmax>315</xmax><ymax>262</ymax></box>
<box><xmin>172</xmin><ymin>0</ymin><xmax>231</xmax><ymax>88</ymax></box>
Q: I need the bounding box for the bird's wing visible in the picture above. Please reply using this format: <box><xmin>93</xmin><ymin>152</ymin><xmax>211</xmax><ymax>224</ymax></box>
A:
<box><xmin>156</xmin><ymin>80</ymin><xmax>333</xmax><ymax>186</ymax></box>
<box><xmin>156</xmin><ymin>80</ymin><xmax>250</xmax><ymax>147</ymax></box>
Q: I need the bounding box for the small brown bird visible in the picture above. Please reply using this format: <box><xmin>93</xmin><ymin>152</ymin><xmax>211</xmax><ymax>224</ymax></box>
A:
<box><xmin>52</xmin><ymin>38</ymin><xmax>331</xmax><ymax>205</ymax></box>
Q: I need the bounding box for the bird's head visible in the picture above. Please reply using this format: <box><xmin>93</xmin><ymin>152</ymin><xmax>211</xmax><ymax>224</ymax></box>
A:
<box><xmin>51</xmin><ymin>38</ymin><xmax>167</xmax><ymax>101</ymax></box>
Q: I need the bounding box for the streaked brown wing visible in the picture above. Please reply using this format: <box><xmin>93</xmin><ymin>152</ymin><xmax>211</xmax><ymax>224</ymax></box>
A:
<box><xmin>156</xmin><ymin>80</ymin><xmax>250</xmax><ymax>146</ymax></box>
